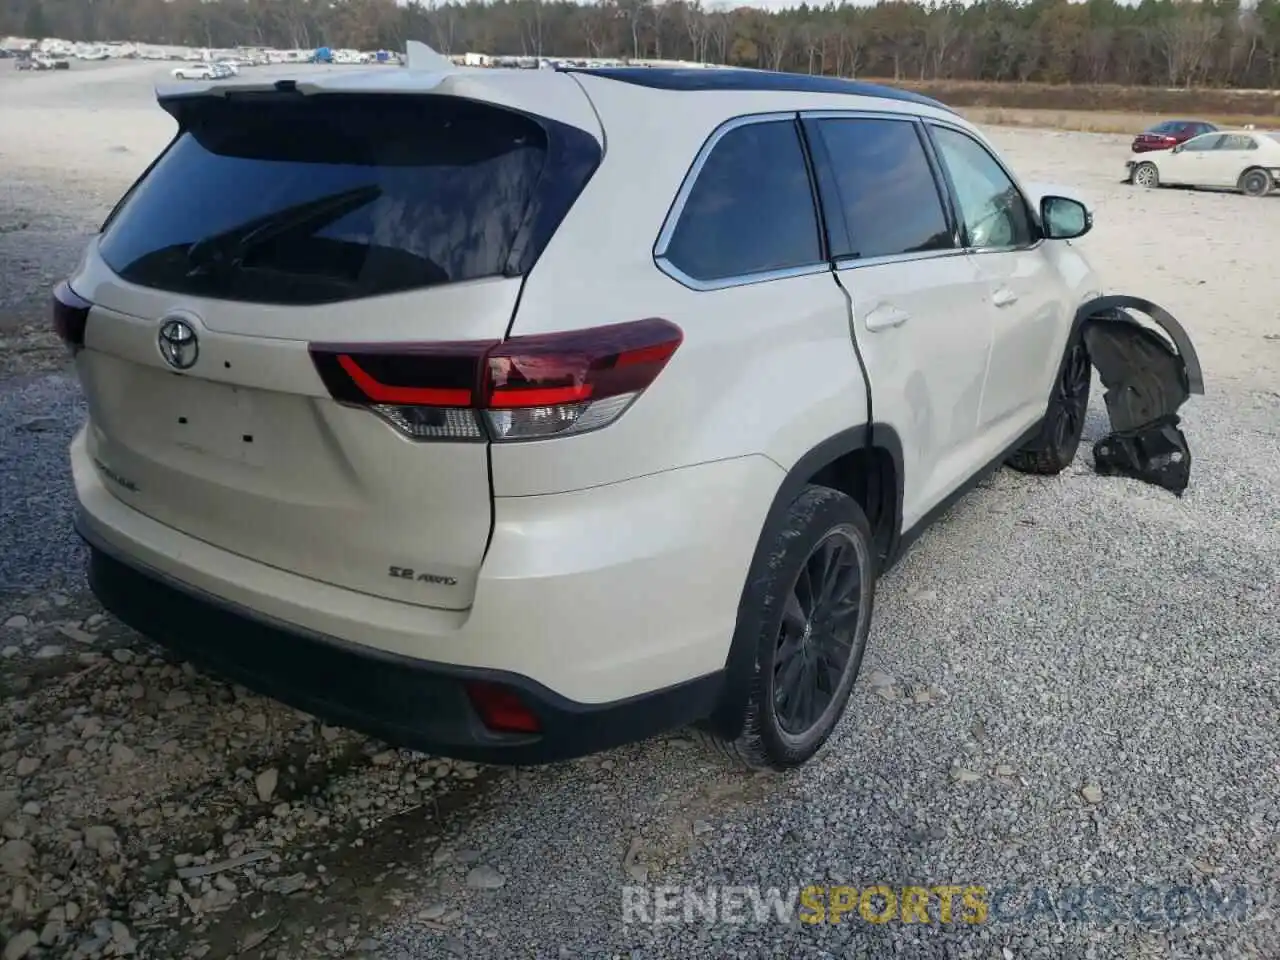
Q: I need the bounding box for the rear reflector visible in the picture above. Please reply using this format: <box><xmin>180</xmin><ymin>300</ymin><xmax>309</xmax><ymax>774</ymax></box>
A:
<box><xmin>464</xmin><ymin>680</ymin><xmax>541</xmax><ymax>734</ymax></box>
<box><xmin>52</xmin><ymin>281</ymin><xmax>91</xmax><ymax>352</ymax></box>
<box><xmin>309</xmin><ymin>318</ymin><xmax>682</xmax><ymax>442</ymax></box>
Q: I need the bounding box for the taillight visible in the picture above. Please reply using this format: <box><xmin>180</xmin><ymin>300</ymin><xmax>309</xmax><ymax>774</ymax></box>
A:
<box><xmin>464</xmin><ymin>680</ymin><xmax>541</xmax><ymax>734</ymax></box>
<box><xmin>52</xmin><ymin>281</ymin><xmax>91</xmax><ymax>352</ymax></box>
<box><xmin>309</xmin><ymin>318</ymin><xmax>682</xmax><ymax>443</ymax></box>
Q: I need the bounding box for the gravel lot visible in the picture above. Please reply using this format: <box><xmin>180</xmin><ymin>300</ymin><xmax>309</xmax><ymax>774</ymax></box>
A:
<box><xmin>1</xmin><ymin>60</ymin><xmax>1277</xmax><ymax>960</ymax></box>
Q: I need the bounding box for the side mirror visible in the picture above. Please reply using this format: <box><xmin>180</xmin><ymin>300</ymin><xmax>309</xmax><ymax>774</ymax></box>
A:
<box><xmin>1041</xmin><ymin>195</ymin><xmax>1092</xmax><ymax>241</ymax></box>
<box><xmin>1171</xmin><ymin>144</ymin><xmax>1184</xmax><ymax>154</ymax></box>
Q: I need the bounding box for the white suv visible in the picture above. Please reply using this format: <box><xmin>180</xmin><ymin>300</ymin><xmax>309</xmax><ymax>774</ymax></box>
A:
<box><xmin>59</xmin><ymin>64</ymin><xmax>1203</xmax><ymax>770</ymax></box>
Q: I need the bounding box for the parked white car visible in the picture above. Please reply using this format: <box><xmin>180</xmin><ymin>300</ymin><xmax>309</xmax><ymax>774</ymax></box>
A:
<box><xmin>57</xmin><ymin>60</ymin><xmax>1203</xmax><ymax>770</ymax></box>
<box><xmin>1127</xmin><ymin>129</ymin><xmax>1280</xmax><ymax>197</ymax></box>
<box><xmin>170</xmin><ymin>63</ymin><xmax>232</xmax><ymax>81</ymax></box>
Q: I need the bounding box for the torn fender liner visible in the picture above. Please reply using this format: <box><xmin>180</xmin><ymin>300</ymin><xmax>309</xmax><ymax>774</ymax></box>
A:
<box><xmin>1078</xmin><ymin>296</ymin><xmax>1205</xmax><ymax>497</ymax></box>
<box><xmin>1091</xmin><ymin>415</ymin><xmax>1191</xmax><ymax>496</ymax></box>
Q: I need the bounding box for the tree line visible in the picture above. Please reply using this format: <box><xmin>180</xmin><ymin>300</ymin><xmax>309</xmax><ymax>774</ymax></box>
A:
<box><xmin>7</xmin><ymin>0</ymin><xmax>1280</xmax><ymax>90</ymax></box>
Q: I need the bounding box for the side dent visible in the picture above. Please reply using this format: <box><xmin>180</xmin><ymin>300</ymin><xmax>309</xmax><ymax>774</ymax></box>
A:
<box><xmin>1076</xmin><ymin>296</ymin><xmax>1204</xmax><ymax>497</ymax></box>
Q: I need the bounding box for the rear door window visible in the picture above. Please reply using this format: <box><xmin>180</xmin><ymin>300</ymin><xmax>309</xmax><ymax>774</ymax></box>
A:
<box><xmin>806</xmin><ymin>116</ymin><xmax>954</xmax><ymax>261</ymax></box>
<box><xmin>97</xmin><ymin>94</ymin><xmax>600</xmax><ymax>306</ymax></box>
<box><xmin>661</xmin><ymin>119</ymin><xmax>823</xmax><ymax>283</ymax></box>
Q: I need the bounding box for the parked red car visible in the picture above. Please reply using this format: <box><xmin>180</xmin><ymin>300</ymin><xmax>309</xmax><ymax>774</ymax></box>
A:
<box><xmin>1131</xmin><ymin>120</ymin><xmax>1219</xmax><ymax>153</ymax></box>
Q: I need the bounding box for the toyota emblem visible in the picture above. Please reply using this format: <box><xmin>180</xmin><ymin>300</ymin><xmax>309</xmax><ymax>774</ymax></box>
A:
<box><xmin>158</xmin><ymin>316</ymin><xmax>199</xmax><ymax>370</ymax></box>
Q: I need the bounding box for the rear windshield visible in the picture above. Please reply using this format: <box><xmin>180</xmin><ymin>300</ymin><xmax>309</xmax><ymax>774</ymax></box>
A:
<box><xmin>98</xmin><ymin>93</ymin><xmax>599</xmax><ymax>305</ymax></box>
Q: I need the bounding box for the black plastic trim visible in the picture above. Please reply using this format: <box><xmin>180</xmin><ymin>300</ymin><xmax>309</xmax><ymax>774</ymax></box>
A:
<box><xmin>706</xmin><ymin>422</ymin><xmax>903</xmax><ymax>740</ymax></box>
<box><xmin>706</xmin><ymin>415</ymin><xmax>1044</xmax><ymax>741</ymax></box>
<box><xmin>76</xmin><ymin>513</ymin><xmax>722</xmax><ymax>766</ymax></box>
<box><xmin>562</xmin><ymin>67</ymin><xmax>957</xmax><ymax>114</ymax></box>
<box><xmin>913</xmin><ymin>118</ymin><xmax>964</xmax><ymax>247</ymax></box>
<box><xmin>1074</xmin><ymin>295</ymin><xmax>1204</xmax><ymax>396</ymax></box>
<box><xmin>794</xmin><ymin>114</ymin><xmax>834</xmax><ymax>264</ymax></box>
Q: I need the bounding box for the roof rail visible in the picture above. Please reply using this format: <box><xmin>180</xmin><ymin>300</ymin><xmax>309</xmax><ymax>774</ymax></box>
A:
<box><xmin>559</xmin><ymin>66</ymin><xmax>955</xmax><ymax>114</ymax></box>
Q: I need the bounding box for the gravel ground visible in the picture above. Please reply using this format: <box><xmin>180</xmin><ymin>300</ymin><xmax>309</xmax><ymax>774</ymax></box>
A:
<box><xmin>0</xmin><ymin>376</ymin><xmax>86</xmax><ymax>595</ymax></box>
<box><xmin>1</xmin><ymin>61</ymin><xmax>1278</xmax><ymax>960</ymax></box>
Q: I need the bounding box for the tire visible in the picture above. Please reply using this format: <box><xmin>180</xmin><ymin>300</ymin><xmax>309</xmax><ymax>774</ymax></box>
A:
<box><xmin>1239</xmin><ymin>168</ymin><xmax>1272</xmax><ymax>198</ymax></box>
<box><xmin>699</xmin><ymin>485</ymin><xmax>877</xmax><ymax>771</ymax></box>
<box><xmin>1131</xmin><ymin>162</ymin><xmax>1159</xmax><ymax>189</ymax></box>
<box><xmin>1006</xmin><ymin>326</ymin><xmax>1092</xmax><ymax>475</ymax></box>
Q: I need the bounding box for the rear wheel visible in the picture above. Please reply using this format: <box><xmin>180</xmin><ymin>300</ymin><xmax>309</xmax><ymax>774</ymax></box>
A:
<box><xmin>1131</xmin><ymin>162</ymin><xmax>1159</xmax><ymax>188</ymax></box>
<box><xmin>1239</xmin><ymin>168</ymin><xmax>1272</xmax><ymax>198</ymax></box>
<box><xmin>700</xmin><ymin>486</ymin><xmax>876</xmax><ymax>771</ymax></box>
<box><xmin>1007</xmin><ymin>329</ymin><xmax>1092</xmax><ymax>476</ymax></box>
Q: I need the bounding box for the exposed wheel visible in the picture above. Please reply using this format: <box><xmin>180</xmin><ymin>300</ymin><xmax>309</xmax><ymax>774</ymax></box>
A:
<box><xmin>1239</xmin><ymin>168</ymin><xmax>1272</xmax><ymax>197</ymax></box>
<box><xmin>1006</xmin><ymin>327</ymin><xmax>1092</xmax><ymax>475</ymax></box>
<box><xmin>1131</xmin><ymin>162</ymin><xmax>1159</xmax><ymax>189</ymax></box>
<box><xmin>700</xmin><ymin>485</ymin><xmax>876</xmax><ymax>771</ymax></box>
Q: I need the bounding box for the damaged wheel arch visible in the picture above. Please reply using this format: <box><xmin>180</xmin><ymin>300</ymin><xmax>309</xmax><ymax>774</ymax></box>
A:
<box><xmin>1072</xmin><ymin>294</ymin><xmax>1205</xmax><ymax>497</ymax></box>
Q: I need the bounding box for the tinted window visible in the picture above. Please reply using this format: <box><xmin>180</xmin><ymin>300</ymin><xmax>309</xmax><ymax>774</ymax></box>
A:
<box><xmin>930</xmin><ymin>126</ymin><xmax>1034</xmax><ymax>250</ymax></box>
<box><xmin>1149</xmin><ymin>121</ymin><xmax>1180</xmax><ymax>134</ymax></box>
<box><xmin>811</xmin><ymin>117</ymin><xmax>953</xmax><ymax>260</ymax></box>
<box><xmin>99</xmin><ymin>95</ymin><xmax>600</xmax><ymax>306</ymax></box>
<box><xmin>664</xmin><ymin>120</ymin><xmax>821</xmax><ymax>282</ymax></box>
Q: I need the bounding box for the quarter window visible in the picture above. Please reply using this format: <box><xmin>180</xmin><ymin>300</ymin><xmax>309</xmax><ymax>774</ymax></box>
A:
<box><xmin>810</xmin><ymin>117</ymin><xmax>953</xmax><ymax>261</ymax></box>
<box><xmin>663</xmin><ymin>120</ymin><xmax>822</xmax><ymax>283</ymax></box>
<box><xmin>930</xmin><ymin>125</ymin><xmax>1034</xmax><ymax>250</ymax></box>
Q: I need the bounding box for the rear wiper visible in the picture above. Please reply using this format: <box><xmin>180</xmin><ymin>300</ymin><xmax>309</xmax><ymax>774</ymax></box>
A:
<box><xmin>184</xmin><ymin>184</ymin><xmax>383</xmax><ymax>275</ymax></box>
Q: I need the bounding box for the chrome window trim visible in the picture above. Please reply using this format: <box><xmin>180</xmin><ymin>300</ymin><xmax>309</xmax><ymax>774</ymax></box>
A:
<box><xmin>833</xmin><ymin>248</ymin><xmax>969</xmax><ymax>273</ymax></box>
<box><xmin>921</xmin><ymin>117</ymin><xmax>1045</xmax><ymax>255</ymax></box>
<box><xmin>654</xmin><ymin>259</ymin><xmax>833</xmax><ymax>292</ymax></box>
<box><xmin>797</xmin><ymin>108</ymin><xmax>922</xmax><ymax>123</ymax></box>
<box><xmin>652</xmin><ymin>111</ymin><xmax>829</xmax><ymax>292</ymax></box>
<box><xmin>651</xmin><ymin>104</ymin><xmax>1055</xmax><ymax>290</ymax></box>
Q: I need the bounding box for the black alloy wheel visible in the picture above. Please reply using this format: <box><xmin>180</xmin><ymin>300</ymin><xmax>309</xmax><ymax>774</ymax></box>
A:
<box><xmin>699</xmin><ymin>486</ymin><xmax>877</xmax><ymax>771</ymax></box>
<box><xmin>1051</xmin><ymin>340</ymin><xmax>1092</xmax><ymax>461</ymax></box>
<box><xmin>772</xmin><ymin>529</ymin><xmax>864</xmax><ymax>736</ymax></box>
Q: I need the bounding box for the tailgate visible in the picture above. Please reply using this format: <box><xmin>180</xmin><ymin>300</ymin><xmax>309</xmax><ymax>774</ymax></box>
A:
<box><xmin>67</xmin><ymin>84</ymin><xmax>602</xmax><ymax>610</ymax></box>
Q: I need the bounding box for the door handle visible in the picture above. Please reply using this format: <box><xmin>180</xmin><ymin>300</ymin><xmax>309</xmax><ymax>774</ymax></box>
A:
<box><xmin>992</xmin><ymin>287</ymin><xmax>1018</xmax><ymax>308</ymax></box>
<box><xmin>864</xmin><ymin>302</ymin><xmax>911</xmax><ymax>331</ymax></box>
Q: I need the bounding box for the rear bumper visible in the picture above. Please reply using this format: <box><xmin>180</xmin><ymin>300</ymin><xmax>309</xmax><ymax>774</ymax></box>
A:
<box><xmin>80</xmin><ymin>525</ymin><xmax>722</xmax><ymax>765</ymax></box>
<box><xmin>71</xmin><ymin>427</ymin><xmax>784</xmax><ymax>762</ymax></box>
